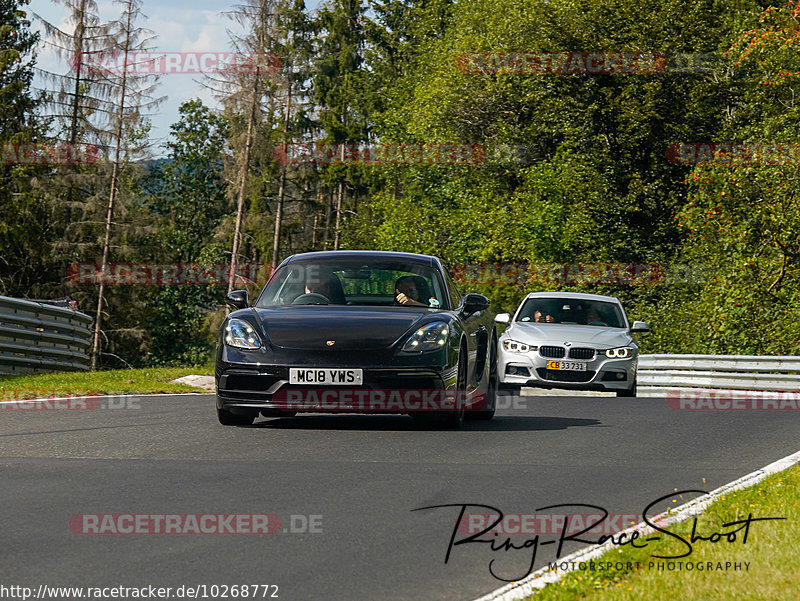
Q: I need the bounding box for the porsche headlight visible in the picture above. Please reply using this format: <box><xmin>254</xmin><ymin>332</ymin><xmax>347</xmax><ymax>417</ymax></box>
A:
<box><xmin>605</xmin><ymin>346</ymin><xmax>633</xmax><ymax>358</ymax></box>
<box><xmin>401</xmin><ymin>322</ymin><xmax>449</xmax><ymax>352</ymax></box>
<box><xmin>502</xmin><ymin>339</ymin><xmax>536</xmax><ymax>353</ymax></box>
<box><xmin>224</xmin><ymin>318</ymin><xmax>261</xmax><ymax>349</ymax></box>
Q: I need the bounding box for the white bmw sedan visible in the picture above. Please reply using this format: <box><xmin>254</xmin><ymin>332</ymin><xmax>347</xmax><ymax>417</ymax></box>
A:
<box><xmin>495</xmin><ymin>292</ymin><xmax>649</xmax><ymax>397</ymax></box>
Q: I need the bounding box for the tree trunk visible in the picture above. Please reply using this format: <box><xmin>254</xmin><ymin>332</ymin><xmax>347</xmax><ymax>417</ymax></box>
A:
<box><xmin>228</xmin><ymin>76</ymin><xmax>259</xmax><ymax>293</ymax></box>
<box><xmin>64</xmin><ymin>0</ymin><xmax>86</xmax><ymax>235</ymax></box>
<box><xmin>323</xmin><ymin>185</ymin><xmax>332</xmax><ymax>248</ymax></box>
<box><xmin>334</xmin><ymin>144</ymin><xmax>345</xmax><ymax>250</ymax></box>
<box><xmin>271</xmin><ymin>79</ymin><xmax>292</xmax><ymax>272</ymax></box>
<box><xmin>91</xmin><ymin>2</ymin><xmax>132</xmax><ymax>370</ymax></box>
<box><xmin>228</xmin><ymin>0</ymin><xmax>270</xmax><ymax>292</ymax></box>
<box><xmin>311</xmin><ymin>212</ymin><xmax>318</xmax><ymax>248</ymax></box>
<box><xmin>312</xmin><ymin>180</ymin><xmax>322</xmax><ymax>248</ymax></box>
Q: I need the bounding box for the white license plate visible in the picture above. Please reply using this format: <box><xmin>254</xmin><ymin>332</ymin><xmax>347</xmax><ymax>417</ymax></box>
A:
<box><xmin>289</xmin><ymin>368</ymin><xmax>363</xmax><ymax>385</ymax></box>
<box><xmin>547</xmin><ymin>360</ymin><xmax>587</xmax><ymax>372</ymax></box>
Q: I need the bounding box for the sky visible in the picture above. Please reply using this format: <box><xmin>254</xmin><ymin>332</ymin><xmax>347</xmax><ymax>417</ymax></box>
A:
<box><xmin>29</xmin><ymin>0</ymin><xmax>321</xmax><ymax>155</ymax></box>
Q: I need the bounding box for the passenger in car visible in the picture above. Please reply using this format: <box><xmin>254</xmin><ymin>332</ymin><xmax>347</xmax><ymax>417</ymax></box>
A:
<box><xmin>534</xmin><ymin>309</ymin><xmax>555</xmax><ymax>323</ymax></box>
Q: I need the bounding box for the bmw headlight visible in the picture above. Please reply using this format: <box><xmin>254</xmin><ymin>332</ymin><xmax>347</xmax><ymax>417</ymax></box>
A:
<box><xmin>224</xmin><ymin>319</ymin><xmax>261</xmax><ymax>350</ymax></box>
<box><xmin>401</xmin><ymin>322</ymin><xmax>449</xmax><ymax>353</ymax></box>
<box><xmin>502</xmin><ymin>339</ymin><xmax>536</xmax><ymax>353</ymax></box>
<box><xmin>605</xmin><ymin>346</ymin><xmax>633</xmax><ymax>359</ymax></box>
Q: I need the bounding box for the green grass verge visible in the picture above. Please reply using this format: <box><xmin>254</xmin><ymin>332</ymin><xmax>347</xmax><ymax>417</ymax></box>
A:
<box><xmin>526</xmin><ymin>464</ymin><xmax>799</xmax><ymax>600</ymax></box>
<box><xmin>0</xmin><ymin>367</ymin><xmax>213</xmax><ymax>400</ymax></box>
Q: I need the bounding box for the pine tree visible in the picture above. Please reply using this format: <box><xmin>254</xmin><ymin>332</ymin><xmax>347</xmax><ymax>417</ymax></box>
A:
<box><xmin>0</xmin><ymin>0</ymin><xmax>50</xmax><ymax>296</ymax></box>
<box><xmin>31</xmin><ymin>0</ymin><xmax>121</xmax><ymax>298</ymax></box>
<box><xmin>312</xmin><ymin>0</ymin><xmax>372</xmax><ymax>249</ymax></box>
<box><xmin>89</xmin><ymin>0</ymin><xmax>163</xmax><ymax>369</ymax></box>
<box><xmin>209</xmin><ymin>0</ymin><xmax>276</xmax><ymax>292</ymax></box>
<box><xmin>270</xmin><ymin>0</ymin><xmax>315</xmax><ymax>268</ymax></box>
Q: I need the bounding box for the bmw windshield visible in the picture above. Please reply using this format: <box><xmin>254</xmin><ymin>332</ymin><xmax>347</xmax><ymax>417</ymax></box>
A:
<box><xmin>515</xmin><ymin>298</ymin><xmax>626</xmax><ymax>328</ymax></box>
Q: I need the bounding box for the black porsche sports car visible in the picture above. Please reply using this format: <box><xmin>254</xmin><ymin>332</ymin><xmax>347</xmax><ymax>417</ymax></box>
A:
<box><xmin>215</xmin><ymin>251</ymin><xmax>498</xmax><ymax>427</ymax></box>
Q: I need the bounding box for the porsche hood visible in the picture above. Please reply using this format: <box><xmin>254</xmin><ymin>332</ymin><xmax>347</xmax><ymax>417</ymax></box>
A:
<box><xmin>250</xmin><ymin>306</ymin><xmax>433</xmax><ymax>351</ymax></box>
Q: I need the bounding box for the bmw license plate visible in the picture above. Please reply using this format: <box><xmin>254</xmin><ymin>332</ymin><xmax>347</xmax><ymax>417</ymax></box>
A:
<box><xmin>546</xmin><ymin>360</ymin><xmax>587</xmax><ymax>371</ymax></box>
<box><xmin>289</xmin><ymin>368</ymin><xmax>363</xmax><ymax>385</ymax></box>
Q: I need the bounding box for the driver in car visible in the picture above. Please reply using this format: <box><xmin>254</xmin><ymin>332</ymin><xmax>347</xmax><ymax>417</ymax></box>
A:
<box><xmin>293</xmin><ymin>269</ymin><xmax>339</xmax><ymax>304</ymax></box>
<box><xmin>585</xmin><ymin>308</ymin><xmax>606</xmax><ymax>325</ymax></box>
<box><xmin>395</xmin><ymin>276</ymin><xmax>428</xmax><ymax>307</ymax></box>
<box><xmin>305</xmin><ymin>280</ymin><xmax>331</xmax><ymax>298</ymax></box>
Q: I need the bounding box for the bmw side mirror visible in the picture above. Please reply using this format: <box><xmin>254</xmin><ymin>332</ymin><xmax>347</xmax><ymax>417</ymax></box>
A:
<box><xmin>631</xmin><ymin>320</ymin><xmax>650</xmax><ymax>333</ymax></box>
<box><xmin>462</xmin><ymin>293</ymin><xmax>490</xmax><ymax>316</ymax></box>
<box><xmin>495</xmin><ymin>313</ymin><xmax>511</xmax><ymax>324</ymax></box>
<box><xmin>225</xmin><ymin>289</ymin><xmax>249</xmax><ymax>310</ymax></box>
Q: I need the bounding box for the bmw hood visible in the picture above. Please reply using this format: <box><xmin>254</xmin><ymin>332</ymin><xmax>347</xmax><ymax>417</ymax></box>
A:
<box><xmin>503</xmin><ymin>323</ymin><xmax>633</xmax><ymax>348</ymax></box>
<box><xmin>251</xmin><ymin>306</ymin><xmax>431</xmax><ymax>350</ymax></box>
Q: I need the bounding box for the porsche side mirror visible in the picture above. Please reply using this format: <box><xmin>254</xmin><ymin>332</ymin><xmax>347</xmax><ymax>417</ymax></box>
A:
<box><xmin>462</xmin><ymin>293</ymin><xmax>490</xmax><ymax>315</ymax></box>
<box><xmin>631</xmin><ymin>320</ymin><xmax>650</xmax><ymax>333</ymax></box>
<box><xmin>225</xmin><ymin>289</ymin><xmax>249</xmax><ymax>310</ymax></box>
<box><xmin>495</xmin><ymin>313</ymin><xmax>511</xmax><ymax>324</ymax></box>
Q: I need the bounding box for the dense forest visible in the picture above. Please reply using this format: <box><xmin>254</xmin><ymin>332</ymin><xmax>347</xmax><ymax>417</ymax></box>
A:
<box><xmin>2</xmin><ymin>0</ymin><xmax>799</xmax><ymax>368</ymax></box>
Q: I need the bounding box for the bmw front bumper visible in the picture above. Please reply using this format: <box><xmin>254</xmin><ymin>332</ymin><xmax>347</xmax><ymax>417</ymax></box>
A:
<box><xmin>497</xmin><ymin>344</ymin><xmax>637</xmax><ymax>392</ymax></box>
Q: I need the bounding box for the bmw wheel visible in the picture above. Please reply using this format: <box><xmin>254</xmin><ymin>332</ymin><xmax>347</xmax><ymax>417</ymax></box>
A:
<box><xmin>616</xmin><ymin>379</ymin><xmax>637</xmax><ymax>398</ymax></box>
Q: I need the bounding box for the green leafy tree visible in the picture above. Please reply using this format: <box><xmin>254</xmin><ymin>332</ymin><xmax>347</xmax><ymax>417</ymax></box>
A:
<box><xmin>137</xmin><ymin>100</ymin><xmax>231</xmax><ymax>366</ymax></box>
<box><xmin>347</xmin><ymin>0</ymin><xmax>764</xmax><ymax>341</ymax></box>
<box><xmin>144</xmin><ymin>100</ymin><xmax>230</xmax><ymax>260</ymax></box>
<box><xmin>0</xmin><ymin>0</ymin><xmax>52</xmax><ymax>297</ymax></box>
<box><xmin>673</xmin><ymin>0</ymin><xmax>800</xmax><ymax>354</ymax></box>
<box><xmin>312</xmin><ymin>0</ymin><xmax>373</xmax><ymax>248</ymax></box>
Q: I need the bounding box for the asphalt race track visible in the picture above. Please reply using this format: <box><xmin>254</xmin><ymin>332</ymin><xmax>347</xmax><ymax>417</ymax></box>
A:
<box><xmin>1</xmin><ymin>393</ymin><xmax>798</xmax><ymax>600</ymax></box>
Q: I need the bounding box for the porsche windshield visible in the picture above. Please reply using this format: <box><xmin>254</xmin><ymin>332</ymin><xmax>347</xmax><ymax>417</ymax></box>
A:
<box><xmin>516</xmin><ymin>298</ymin><xmax>626</xmax><ymax>328</ymax></box>
<box><xmin>255</xmin><ymin>260</ymin><xmax>448</xmax><ymax>309</ymax></box>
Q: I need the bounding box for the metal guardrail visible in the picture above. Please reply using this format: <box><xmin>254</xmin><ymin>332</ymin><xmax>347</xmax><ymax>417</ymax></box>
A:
<box><xmin>638</xmin><ymin>353</ymin><xmax>800</xmax><ymax>396</ymax></box>
<box><xmin>0</xmin><ymin>296</ymin><xmax>93</xmax><ymax>375</ymax></box>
